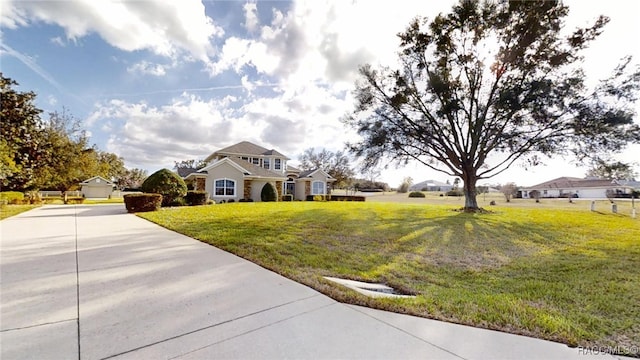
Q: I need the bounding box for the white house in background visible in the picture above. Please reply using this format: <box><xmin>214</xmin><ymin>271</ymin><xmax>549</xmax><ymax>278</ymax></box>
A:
<box><xmin>409</xmin><ymin>179</ymin><xmax>453</xmax><ymax>192</ymax></box>
<box><xmin>180</xmin><ymin>141</ymin><xmax>335</xmax><ymax>202</ymax></box>
<box><xmin>521</xmin><ymin>177</ymin><xmax>634</xmax><ymax>199</ymax></box>
<box><xmin>80</xmin><ymin>176</ymin><xmax>114</xmax><ymax>198</ymax></box>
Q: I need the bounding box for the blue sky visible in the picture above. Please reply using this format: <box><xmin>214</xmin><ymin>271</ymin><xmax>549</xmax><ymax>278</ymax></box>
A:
<box><xmin>1</xmin><ymin>0</ymin><xmax>639</xmax><ymax>186</ymax></box>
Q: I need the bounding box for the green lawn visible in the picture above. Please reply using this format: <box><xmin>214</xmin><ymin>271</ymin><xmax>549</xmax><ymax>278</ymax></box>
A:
<box><xmin>139</xmin><ymin>201</ymin><xmax>640</xmax><ymax>356</ymax></box>
<box><xmin>0</xmin><ymin>204</ymin><xmax>40</xmax><ymax>220</ymax></box>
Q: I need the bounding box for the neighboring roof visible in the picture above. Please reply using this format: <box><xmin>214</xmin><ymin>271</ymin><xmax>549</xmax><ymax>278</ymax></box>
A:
<box><xmin>525</xmin><ymin>177</ymin><xmax>628</xmax><ymax>190</ymax></box>
<box><xmin>286</xmin><ymin>164</ymin><xmax>301</xmax><ymax>173</ymax></box>
<box><xmin>176</xmin><ymin>167</ymin><xmax>198</xmax><ymax>178</ymax></box>
<box><xmin>80</xmin><ymin>176</ymin><xmax>114</xmax><ymax>185</ymax></box>
<box><xmin>618</xmin><ymin>180</ymin><xmax>640</xmax><ymax>189</ymax></box>
<box><xmin>410</xmin><ymin>179</ymin><xmax>452</xmax><ymax>190</ymax></box>
<box><xmin>204</xmin><ymin>141</ymin><xmax>290</xmax><ymax>162</ymax></box>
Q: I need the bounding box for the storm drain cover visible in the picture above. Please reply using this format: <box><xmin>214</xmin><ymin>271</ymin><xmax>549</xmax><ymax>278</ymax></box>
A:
<box><xmin>323</xmin><ymin>276</ymin><xmax>415</xmax><ymax>299</ymax></box>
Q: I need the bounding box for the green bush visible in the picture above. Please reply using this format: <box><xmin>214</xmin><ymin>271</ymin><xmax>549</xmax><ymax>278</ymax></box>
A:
<box><xmin>185</xmin><ymin>191</ymin><xmax>208</xmax><ymax>206</ymax></box>
<box><xmin>282</xmin><ymin>194</ymin><xmax>293</xmax><ymax>202</ymax></box>
<box><xmin>141</xmin><ymin>169</ymin><xmax>188</xmax><ymax>206</ymax></box>
<box><xmin>446</xmin><ymin>189</ymin><xmax>464</xmax><ymax>197</ymax></box>
<box><xmin>66</xmin><ymin>197</ymin><xmax>85</xmax><ymax>204</ymax></box>
<box><xmin>328</xmin><ymin>195</ymin><xmax>366</xmax><ymax>202</ymax></box>
<box><xmin>408</xmin><ymin>191</ymin><xmax>426</xmax><ymax>198</ymax></box>
<box><xmin>0</xmin><ymin>191</ymin><xmax>24</xmax><ymax>205</ymax></box>
<box><xmin>123</xmin><ymin>193</ymin><xmax>162</xmax><ymax>213</ymax></box>
<box><xmin>260</xmin><ymin>183</ymin><xmax>277</xmax><ymax>202</ymax></box>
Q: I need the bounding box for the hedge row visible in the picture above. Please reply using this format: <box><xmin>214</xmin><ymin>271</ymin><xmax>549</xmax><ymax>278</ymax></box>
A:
<box><xmin>306</xmin><ymin>195</ymin><xmax>366</xmax><ymax>202</ymax></box>
<box><xmin>0</xmin><ymin>191</ymin><xmax>25</xmax><ymax>205</ymax></box>
<box><xmin>124</xmin><ymin>194</ymin><xmax>163</xmax><ymax>213</ymax></box>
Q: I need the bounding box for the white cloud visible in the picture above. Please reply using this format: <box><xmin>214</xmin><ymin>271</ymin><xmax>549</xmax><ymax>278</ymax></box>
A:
<box><xmin>50</xmin><ymin>36</ymin><xmax>65</xmax><ymax>46</ymax></box>
<box><xmin>1</xmin><ymin>0</ymin><xmax>222</xmax><ymax>62</ymax></box>
<box><xmin>243</xmin><ymin>2</ymin><xmax>259</xmax><ymax>33</ymax></box>
<box><xmin>126</xmin><ymin>60</ymin><xmax>168</xmax><ymax>77</ymax></box>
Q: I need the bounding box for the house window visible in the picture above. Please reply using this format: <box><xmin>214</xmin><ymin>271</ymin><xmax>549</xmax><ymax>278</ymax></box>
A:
<box><xmin>241</xmin><ymin>156</ymin><xmax>249</xmax><ymax>161</ymax></box>
<box><xmin>263</xmin><ymin>158</ymin><xmax>270</xmax><ymax>169</ymax></box>
<box><xmin>543</xmin><ymin>190</ymin><xmax>548</xmax><ymax>195</ymax></box>
<box><xmin>214</xmin><ymin>178</ymin><xmax>235</xmax><ymax>196</ymax></box>
<box><xmin>274</xmin><ymin>159</ymin><xmax>281</xmax><ymax>170</ymax></box>
<box><xmin>312</xmin><ymin>181</ymin><xmax>325</xmax><ymax>195</ymax></box>
<box><xmin>252</xmin><ymin>158</ymin><xmax>260</xmax><ymax>165</ymax></box>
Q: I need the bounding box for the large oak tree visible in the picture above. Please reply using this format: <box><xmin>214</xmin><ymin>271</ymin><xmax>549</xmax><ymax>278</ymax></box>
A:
<box><xmin>344</xmin><ymin>0</ymin><xmax>640</xmax><ymax>210</ymax></box>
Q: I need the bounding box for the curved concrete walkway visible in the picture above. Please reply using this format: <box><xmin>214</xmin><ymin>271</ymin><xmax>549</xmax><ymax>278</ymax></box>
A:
<box><xmin>0</xmin><ymin>205</ymin><xmax>623</xmax><ymax>359</ymax></box>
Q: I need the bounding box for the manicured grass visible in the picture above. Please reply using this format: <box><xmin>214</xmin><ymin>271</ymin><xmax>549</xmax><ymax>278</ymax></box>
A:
<box><xmin>0</xmin><ymin>204</ymin><xmax>40</xmax><ymax>220</ymax></box>
<box><xmin>139</xmin><ymin>201</ymin><xmax>640</xmax><ymax>356</ymax></box>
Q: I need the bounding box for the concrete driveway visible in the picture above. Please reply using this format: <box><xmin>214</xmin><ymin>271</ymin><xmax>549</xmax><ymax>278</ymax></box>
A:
<box><xmin>0</xmin><ymin>205</ymin><xmax>620</xmax><ymax>359</ymax></box>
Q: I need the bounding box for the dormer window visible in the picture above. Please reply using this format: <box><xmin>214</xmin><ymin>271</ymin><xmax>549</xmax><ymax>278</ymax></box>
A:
<box><xmin>263</xmin><ymin>158</ymin><xmax>270</xmax><ymax>169</ymax></box>
<box><xmin>274</xmin><ymin>159</ymin><xmax>281</xmax><ymax>170</ymax></box>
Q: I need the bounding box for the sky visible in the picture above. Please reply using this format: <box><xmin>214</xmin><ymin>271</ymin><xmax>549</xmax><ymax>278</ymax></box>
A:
<box><xmin>1</xmin><ymin>0</ymin><xmax>639</xmax><ymax>187</ymax></box>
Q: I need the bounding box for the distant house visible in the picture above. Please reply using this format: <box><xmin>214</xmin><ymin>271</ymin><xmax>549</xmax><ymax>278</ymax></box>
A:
<box><xmin>181</xmin><ymin>141</ymin><xmax>335</xmax><ymax>202</ymax></box>
<box><xmin>521</xmin><ymin>177</ymin><xmax>634</xmax><ymax>199</ymax></box>
<box><xmin>409</xmin><ymin>180</ymin><xmax>453</xmax><ymax>192</ymax></box>
<box><xmin>80</xmin><ymin>176</ymin><xmax>114</xmax><ymax>198</ymax></box>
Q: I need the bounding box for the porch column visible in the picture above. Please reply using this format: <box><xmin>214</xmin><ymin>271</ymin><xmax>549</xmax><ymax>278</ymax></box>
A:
<box><xmin>275</xmin><ymin>181</ymin><xmax>283</xmax><ymax>201</ymax></box>
<box><xmin>305</xmin><ymin>181</ymin><xmax>311</xmax><ymax>197</ymax></box>
<box><xmin>196</xmin><ymin>178</ymin><xmax>206</xmax><ymax>191</ymax></box>
<box><xmin>244</xmin><ymin>180</ymin><xmax>252</xmax><ymax>200</ymax></box>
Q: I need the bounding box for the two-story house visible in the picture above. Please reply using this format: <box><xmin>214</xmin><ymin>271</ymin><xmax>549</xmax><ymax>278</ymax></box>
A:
<box><xmin>181</xmin><ymin>141</ymin><xmax>335</xmax><ymax>202</ymax></box>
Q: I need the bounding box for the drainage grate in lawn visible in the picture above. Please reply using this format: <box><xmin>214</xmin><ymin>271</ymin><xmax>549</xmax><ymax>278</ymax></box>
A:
<box><xmin>323</xmin><ymin>276</ymin><xmax>416</xmax><ymax>299</ymax></box>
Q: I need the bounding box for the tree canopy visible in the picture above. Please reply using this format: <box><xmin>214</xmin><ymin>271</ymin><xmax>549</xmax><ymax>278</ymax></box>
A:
<box><xmin>1</xmin><ymin>74</ymin><xmax>133</xmax><ymax>192</ymax></box>
<box><xmin>585</xmin><ymin>159</ymin><xmax>637</xmax><ymax>180</ymax></box>
<box><xmin>344</xmin><ymin>0</ymin><xmax>640</xmax><ymax>211</ymax></box>
<box><xmin>1</xmin><ymin>73</ymin><xmax>45</xmax><ymax>190</ymax></box>
<box><xmin>299</xmin><ymin>148</ymin><xmax>355</xmax><ymax>187</ymax></box>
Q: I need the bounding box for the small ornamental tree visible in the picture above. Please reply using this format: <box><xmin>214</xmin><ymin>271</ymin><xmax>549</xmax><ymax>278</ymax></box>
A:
<box><xmin>260</xmin><ymin>183</ymin><xmax>277</xmax><ymax>202</ymax></box>
<box><xmin>141</xmin><ymin>169</ymin><xmax>188</xmax><ymax>206</ymax></box>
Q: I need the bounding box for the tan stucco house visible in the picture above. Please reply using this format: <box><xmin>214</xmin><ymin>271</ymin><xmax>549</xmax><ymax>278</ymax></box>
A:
<box><xmin>80</xmin><ymin>176</ymin><xmax>114</xmax><ymax>198</ymax></box>
<box><xmin>521</xmin><ymin>177</ymin><xmax>634</xmax><ymax>199</ymax></box>
<box><xmin>181</xmin><ymin>141</ymin><xmax>335</xmax><ymax>202</ymax></box>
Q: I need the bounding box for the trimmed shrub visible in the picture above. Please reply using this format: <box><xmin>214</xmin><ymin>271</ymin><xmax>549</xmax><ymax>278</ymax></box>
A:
<box><xmin>185</xmin><ymin>191</ymin><xmax>208</xmax><ymax>206</ymax></box>
<box><xmin>306</xmin><ymin>195</ymin><xmax>327</xmax><ymax>201</ymax></box>
<box><xmin>66</xmin><ymin>197</ymin><xmax>85</xmax><ymax>204</ymax></box>
<box><xmin>446</xmin><ymin>189</ymin><xmax>464</xmax><ymax>197</ymax></box>
<box><xmin>0</xmin><ymin>191</ymin><xmax>24</xmax><ymax>205</ymax></box>
<box><xmin>123</xmin><ymin>193</ymin><xmax>162</xmax><ymax>213</ymax></box>
<box><xmin>260</xmin><ymin>183</ymin><xmax>277</xmax><ymax>202</ymax></box>
<box><xmin>282</xmin><ymin>194</ymin><xmax>294</xmax><ymax>201</ymax></box>
<box><xmin>141</xmin><ymin>169</ymin><xmax>188</xmax><ymax>206</ymax></box>
<box><xmin>328</xmin><ymin>195</ymin><xmax>366</xmax><ymax>202</ymax></box>
<box><xmin>408</xmin><ymin>191</ymin><xmax>426</xmax><ymax>198</ymax></box>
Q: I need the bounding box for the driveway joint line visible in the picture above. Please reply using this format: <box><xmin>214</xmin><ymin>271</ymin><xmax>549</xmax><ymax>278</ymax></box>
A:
<box><xmin>0</xmin><ymin>318</ymin><xmax>78</xmax><ymax>333</ymax></box>
<box><xmin>347</xmin><ymin>305</ymin><xmax>468</xmax><ymax>360</ymax></box>
<box><xmin>74</xmin><ymin>205</ymin><xmax>82</xmax><ymax>360</ymax></box>
<box><xmin>168</xmin><ymin>302</ymin><xmax>338</xmax><ymax>359</ymax></box>
<box><xmin>99</xmin><ymin>293</ymin><xmax>324</xmax><ymax>360</ymax></box>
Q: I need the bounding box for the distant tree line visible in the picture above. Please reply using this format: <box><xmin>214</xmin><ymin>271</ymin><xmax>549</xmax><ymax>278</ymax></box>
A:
<box><xmin>1</xmin><ymin>73</ymin><xmax>146</xmax><ymax>193</ymax></box>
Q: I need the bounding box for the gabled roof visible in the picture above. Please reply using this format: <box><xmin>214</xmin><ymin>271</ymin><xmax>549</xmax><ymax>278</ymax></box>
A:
<box><xmin>80</xmin><ymin>176</ymin><xmax>114</xmax><ymax>185</ymax></box>
<box><xmin>176</xmin><ymin>167</ymin><xmax>198</xmax><ymax>178</ymax></box>
<box><xmin>200</xmin><ymin>157</ymin><xmax>286</xmax><ymax>180</ymax></box>
<box><xmin>200</xmin><ymin>157</ymin><xmax>251</xmax><ymax>174</ymax></box>
<box><xmin>410</xmin><ymin>179</ymin><xmax>452</xmax><ymax>190</ymax></box>
<box><xmin>204</xmin><ymin>141</ymin><xmax>290</xmax><ymax>162</ymax></box>
<box><xmin>298</xmin><ymin>168</ymin><xmax>336</xmax><ymax>181</ymax></box>
<box><xmin>525</xmin><ymin>177</ymin><xmax>625</xmax><ymax>190</ymax></box>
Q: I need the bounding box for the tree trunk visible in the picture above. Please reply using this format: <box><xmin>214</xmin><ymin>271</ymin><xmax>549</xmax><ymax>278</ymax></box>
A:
<box><xmin>462</xmin><ymin>171</ymin><xmax>479</xmax><ymax>211</ymax></box>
